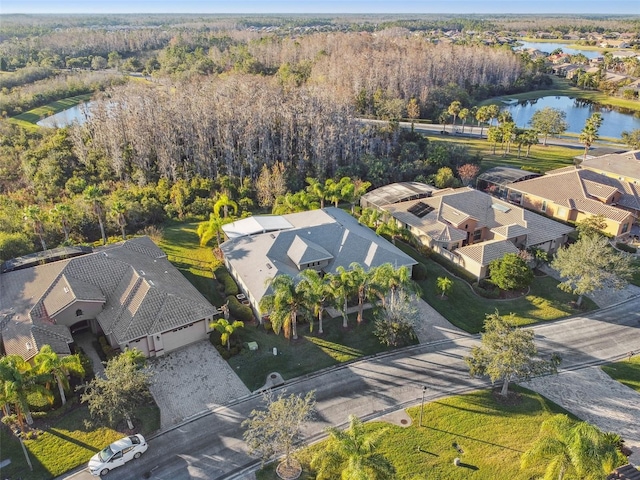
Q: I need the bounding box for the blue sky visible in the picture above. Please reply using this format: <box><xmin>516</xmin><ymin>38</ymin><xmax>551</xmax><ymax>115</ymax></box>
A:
<box><xmin>1</xmin><ymin>0</ymin><xmax>637</xmax><ymax>15</ymax></box>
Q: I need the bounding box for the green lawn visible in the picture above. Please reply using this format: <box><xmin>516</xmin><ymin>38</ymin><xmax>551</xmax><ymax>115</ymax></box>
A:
<box><xmin>602</xmin><ymin>354</ymin><xmax>640</xmax><ymax>394</ymax></box>
<box><xmin>157</xmin><ymin>220</ymin><xmax>225</xmax><ymax>307</ymax></box>
<box><xmin>7</xmin><ymin>94</ymin><xmax>93</xmax><ymax>129</ymax></box>
<box><xmin>398</xmin><ymin>243</ymin><xmax>596</xmax><ymax>333</ymax></box>
<box><xmin>257</xmin><ymin>386</ymin><xmax>572</xmax><ymax>480</ymax></box>
<box><xmin>0</xmin><ymin>404</ymin><xmax>159</xmax><ymax>480</ymax></box>
<box><xmin>229</xmin><ymin>312</ymin><xmax>409</xmax><ymax>391</ymax></box>
<box><xmin>425</xmin><ymin>133</ymin><xmax>581</xmax><ymax>174</ymax></box>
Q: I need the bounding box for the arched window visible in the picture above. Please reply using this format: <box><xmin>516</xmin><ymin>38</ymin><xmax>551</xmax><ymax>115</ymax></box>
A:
<box><xmin>75</xmin><ymin>309</ymin><xmax>83</xmax><ymax>317</ymax></box>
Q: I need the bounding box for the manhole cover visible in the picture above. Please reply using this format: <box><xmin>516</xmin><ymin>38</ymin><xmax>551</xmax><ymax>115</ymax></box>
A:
<box><xmin>400</xmin><ymin>419</ymin><xmax>408</xmax><ymax>425</ymax></box>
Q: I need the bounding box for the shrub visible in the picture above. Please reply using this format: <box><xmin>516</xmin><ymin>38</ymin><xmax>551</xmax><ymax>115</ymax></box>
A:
<box><xmin>227</xmin><ymin>295</ymin><xmax>255</xmax><ymax>322</ymax></box>
<box><xmin>214</xmin><ymin>266</ymin><xmax>240</xmax><ymax>296</ymax></box>
<box><xmin>209</xmin><ymin>330</ymin><xmax>222</xmax><ymax>346</ymax></box>
<box><xmin>412</xmin><ymin>263</ymin><xmax>428</xmax><ymax>281</ymax></box>
<box><xmin>472</xmin><ymin>281</ymin><xmax>500</xmax><ymax>299</ymax></box>
<box><xmin>616</xmin><ymin>242</ymin><xmax>637</xmax><ymax>253</ymax></box>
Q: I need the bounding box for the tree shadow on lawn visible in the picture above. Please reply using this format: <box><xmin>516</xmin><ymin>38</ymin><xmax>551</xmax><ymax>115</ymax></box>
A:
<box><xmin>45</xmin><ymin>428</ymin><xmax>100</xmax><ymax>452</ymax></box>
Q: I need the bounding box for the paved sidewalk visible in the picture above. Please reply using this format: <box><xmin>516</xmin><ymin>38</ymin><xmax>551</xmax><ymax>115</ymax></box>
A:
<box><xmin>413</xmin><ymin>298</ymin><xmax>470</xmax><ymax>344</ymax></box>
<box><xmin>522</xmin><ymin>366</ymin><xmax>640</xmax><ymax>465</ymax></box>
<box><xmin>540</xmin><ymin>264</ymin><xmax>640</xmax><ymax>308</ymax></box>
<box><xmin>148</xmin><ymin>340</ymin><xmax>250</xmax><ymax>429</ymax></box>
<box><xmin>74</xmin><ymin>331</ymin><xmax>105</xmax><ymax>377</ymax></box>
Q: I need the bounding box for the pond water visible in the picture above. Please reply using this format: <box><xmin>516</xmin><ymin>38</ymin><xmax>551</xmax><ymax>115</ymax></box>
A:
<box><xmin>37</xmin><ymin>102</ymin><xmax>93</xmax><ymax>128</ymax></box>
<box><xmin>514</xmin><ymin>41</ymin><xmax>602</xmax><ymax>60</ymax></box>
<box><xmin>502</xmin><ymin>96</ymin><xmax>640</xmax><ymax>138</ymax></box>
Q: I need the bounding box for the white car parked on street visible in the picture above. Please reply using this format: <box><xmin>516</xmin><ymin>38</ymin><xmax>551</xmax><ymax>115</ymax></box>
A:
<box><xmin>88</xmin><ymin>434</ymin><xmax>148</xmax><ymax>476</ymax></box>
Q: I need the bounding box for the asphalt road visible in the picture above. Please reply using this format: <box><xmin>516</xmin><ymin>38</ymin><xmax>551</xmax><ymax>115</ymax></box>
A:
<box><xmin>64</xmin><ymin>298</ymin><xmax>639</xmax><ymax>480</ymax></box>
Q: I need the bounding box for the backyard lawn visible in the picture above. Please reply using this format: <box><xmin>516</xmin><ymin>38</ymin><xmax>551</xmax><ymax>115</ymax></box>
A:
<box><xmin>157</xmin><ymin>220</ymin><xmax>225</xmax><ymax>307</ymax></box>
<box><xmin>0</xmin><ymin>404</ymin><xmax>159</xmax><ymax>480</ymax></box>
<box><xmin>256</xmin><ymin>386</ymin><xmax>572</xmax><ymax>480</ymax></box>
<box><xmin>602</xmin><ymin>354</ymin><xmax>640</xmax><ymax>394</ymax></box>
<box><xmin>398</xmin><ymin>243</ymin><xmax>597</xmax><ymax>333</ymax></box>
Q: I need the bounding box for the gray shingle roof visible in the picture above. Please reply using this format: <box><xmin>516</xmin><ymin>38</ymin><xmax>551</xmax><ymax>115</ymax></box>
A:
<box><xmin>287</xmin><ymin>235</ymin><xmax>333</xmax><ymax>266</ymax></box>
<box><xmin>1</xmin><ymin>236</ymin><xmax>216</xmax><ymax>359</ymax></box>
<box><xmin>221</xmin><ymin>208</ymin><xmax>417</xmax><ymax>308</ymax></box>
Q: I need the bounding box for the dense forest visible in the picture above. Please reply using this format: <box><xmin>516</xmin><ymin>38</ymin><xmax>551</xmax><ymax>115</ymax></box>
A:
<box><xmin>0</xmin><ymin>13</ymin><xmax>638</xmax><ymax>260</ymax></box>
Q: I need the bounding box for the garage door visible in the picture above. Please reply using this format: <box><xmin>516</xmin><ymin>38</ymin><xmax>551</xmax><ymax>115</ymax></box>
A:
<box><xmin>128</xmin><ymin>337</ymin><xmax>150</xmax><ymax>357</ymax></box>
<box><xmin>161</xmin><ymin>320</ymin><xmax>207</xmax><ymax>353</ymax></box>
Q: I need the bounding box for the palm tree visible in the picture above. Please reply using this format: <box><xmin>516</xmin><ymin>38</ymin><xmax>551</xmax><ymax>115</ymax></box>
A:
<box><xmin>579</xmin><ymin>112</ymin><xmax>603</xmax><ymax>161</ymax></box>
<box><xmin>371</xmin><ymin>264</ymin><xmax>416</xmax><ymax>309</ymax></box>
<box><xmin>311</xmin><ymin>415</ymin><xmax>396</xmax><ymax>480</ymax></box>
<box><xmin>331</xmin><ymin>266</ymin><xmax>357</xmax><ymax>329</ymax></box>
<box><xmin>0</xmin><ymin>355</ymin><xmax>52</xmax><ymax>428</ymax></box>
<box><xmin>197</xmin><ymin>212</ymin><xmax>226</xmax><ymax>247</ymax></box>
<box><xmin>296</xmin><ymin>269</ymin><xmax>332</xmax><ymax>334</ymax></box>
<box><xmin>325</xmin><ymin>177</ymin><xmax>352</xmax><ymax>208</ymax></box>
<box><xmin>110</xmin><ymin>200</ymin><xmax>128</xmax><ymax>240</ymax></box>
<box><xmin>24</xmin><ymin>205</ymin><xmax>47</xmax><ymax>251</ymax></box>
<box><xmin>259</xmin><ymin>274</ymin><xmax>306</xmax><ymax>340</ymax></box>
<box><xmin>306</xmin><ymin>177</ymin><xmax>327</xmax><ymax>208</ymax></box>
<box><xmin>448</xmin><ymin>100</ymin><xmax>462</xmax><ymax>131</ymax></box>
<box><xmin>458</xmin><ymin>107</ymin><xmax>470</xmax><ymax>134</ymax></box>
<box><xmin>348</xmin><ymin>263</ymin><xmax>375</xmax><ymax>325</ymax></box>
<box><xmin>50</xmin><ymin>203</ymin><xmax>73</xmax><ymax>243</ymax></box>
<box><xmin>343</xmin><ymin>178</ymin><xmax>371</xmax><ymax>214</ymax></box>
<box><xmin>437</xmin><ymin>277</ymin><xmax>453</xmax><ymax>298</ymax></box>
<box><xmin>33</xmin><ymin>345</ymin><xmax>85</xmax><ymax>406</ymax></box>
<box><xmin>214</xmin><ymin>193</ymin><xmax>238</xmax><ymax>218</ymax></box>
<box><xmin>210</xmin><ymin>318</ymin><xmax>244</xmax><ymax>350</ymax></box>
<box><xmin>83</xmin><ymin>185</ymin><xmax>107</xmax><ymax>245</ymax></box>
<box><xmin>521</xmin><ymin>414</ymin><xmax>626</xmax><ymax>480</ymax></box>
<box><xmin>475</xmin><ymin>105</ymin><xmax>491</xmax><ymax>138</ymax></box>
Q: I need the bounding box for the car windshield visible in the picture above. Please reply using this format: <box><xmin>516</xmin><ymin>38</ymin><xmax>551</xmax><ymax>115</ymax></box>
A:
<box><xmin>129</xmin><ymin>436</ymin><xmax>140</xmax><ymax>445</ymax></box>
<box><xmin>98</xmin><ymin>445</ymin><xmax>114</xmax><ymax>462</ymax></box>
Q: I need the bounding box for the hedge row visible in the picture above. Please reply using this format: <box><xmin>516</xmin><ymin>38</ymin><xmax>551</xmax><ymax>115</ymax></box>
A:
<box><xmin>226</xmin><ymin>295</ymin><xmax>255</xmax><ymax>323</ymax></box>
<box><xmin>214</xmin><ymin>266</ymin><xmax>239</xmax><ymax>296</ymax></box>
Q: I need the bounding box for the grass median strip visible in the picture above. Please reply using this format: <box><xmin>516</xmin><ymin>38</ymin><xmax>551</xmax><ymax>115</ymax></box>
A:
<box><xmin>257</xmin><ymin>386</ymin><xmax>571</xmax><ymax>480</ymax></box>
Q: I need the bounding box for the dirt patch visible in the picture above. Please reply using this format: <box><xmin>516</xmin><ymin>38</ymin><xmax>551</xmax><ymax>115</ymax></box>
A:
<box><xmin>492</xmin><ymin>388</ymin><xmax>523</xmax><ymax>406</ymax></box>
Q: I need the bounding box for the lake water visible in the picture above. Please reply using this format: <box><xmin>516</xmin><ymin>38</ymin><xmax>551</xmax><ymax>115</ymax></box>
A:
<box><xmin>503</xmin><ymin>96</ymin><xmax>640</xmax><ymax>138</ymax></box>
<box><xmin>514</xmin><ymin>41</ymin><xmax>601</xmax><ymax>60</ymax></box>
<box><xmin>37</xmin><ymin>102</ymin><xmax>93</xmax><ymax>128</ymax></box>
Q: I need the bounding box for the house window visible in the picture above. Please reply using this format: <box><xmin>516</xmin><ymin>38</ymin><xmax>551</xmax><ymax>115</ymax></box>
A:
<box><xmin>76</xmin><ymin>309</ymin><xmax>83</xmax><ymax>317</ymax></box>
<box><xmin>473</xmin><ymin>230</ymin><xmax>482</xmax><ymax>242</ymax></box>
<box><xmin>622</xmin><ymin>223</ymin><xmax>629</xmax><ymax>234</ymax></box>
<box><xmin>541</xmin><ymin>201</ymin><xmax>547</xmax><ymax>213</ymax></box>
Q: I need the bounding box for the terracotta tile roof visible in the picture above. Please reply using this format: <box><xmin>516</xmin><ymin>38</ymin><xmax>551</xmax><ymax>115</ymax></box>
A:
<box><xmin>580</xmin><ymin>150</ymin><xmax>640</xmax><ymax>182</ymax></box>
<box><xmin>456</xmin><ymin>239</ymin><xmax>520</xmax><ymax>266</ymax></box>
<box><xmin>491</xmin><ymin>224</ymin><xmax>530</xmax><ymax>239</ymax></box>
<box><xmin>384</xmin><ymin>188</ymin><xmax>573</xmax><ymax>250</ymax></box>
<box><xmin>509</xmin><ymin>169</ymin><xmax>636</xmax><ymax>222</ymax></box>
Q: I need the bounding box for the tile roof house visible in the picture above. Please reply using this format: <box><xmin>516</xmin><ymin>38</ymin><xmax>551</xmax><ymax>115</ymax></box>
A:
<box><xmin>220</xmin><ymin>208</ymin><xmax>417</xmax><ymax>315</ymax></box>
<box><xmin>380</xmin><ymin>187</ymin><xmax>573</xmax><ymax>279</ymax></box>
<box><xmin>0</xmin><ymin>237</ymin><xmax>218</xmax><ymax>361</ymax></box>
<box><xmin>506</xmin><ymin>164</ymin><xmax>638</xmax><ymax>238</ymax></box>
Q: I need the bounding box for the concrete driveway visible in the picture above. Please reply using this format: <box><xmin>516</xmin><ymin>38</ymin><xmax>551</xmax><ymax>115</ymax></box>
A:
<box><xmin>148</xmin><ymin>340</ymin><xmax>250</xmax><ymax>429</ymax></box>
